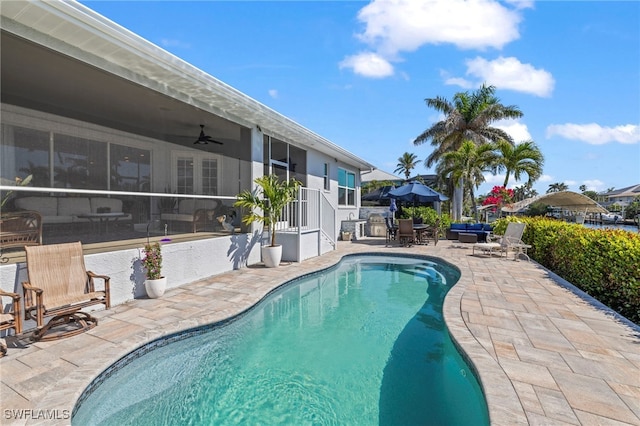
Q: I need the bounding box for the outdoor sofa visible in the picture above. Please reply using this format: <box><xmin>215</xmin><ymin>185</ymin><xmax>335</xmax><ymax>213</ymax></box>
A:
<box><xmin>14</xmin><ymin>196</ymin><xmax>132</xmax><ymax>227</ymax></box>
<box><xmin>446</xmin><ymin>223</ymin><xmax>493</xmax><ymax>243</ymax></box>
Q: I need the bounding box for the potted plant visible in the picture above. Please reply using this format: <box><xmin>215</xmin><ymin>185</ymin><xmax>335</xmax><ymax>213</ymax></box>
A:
<box><xmin>1</xmin><ymin>174</ymin><xmax>32</xmax><ymax>209</ymax></box>
<box><xmin>142</xmin><ymin>241</ymin><xmax>166</xmax><ymax>298</ymax></box>
<box><xmin>235</xmin><ymin>174</ymin><xmax>301</xmax><ymax>267</ymax></box>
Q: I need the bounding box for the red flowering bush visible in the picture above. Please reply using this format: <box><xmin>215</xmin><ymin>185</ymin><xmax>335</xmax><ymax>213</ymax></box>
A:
<box><xmin>483</xmin><ymin>185</ymin><xmax>514</xmax><ymax>210</ymax></box>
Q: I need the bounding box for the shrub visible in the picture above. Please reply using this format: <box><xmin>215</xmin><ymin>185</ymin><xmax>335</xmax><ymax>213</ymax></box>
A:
<box><xmin>493</xmin><ymin>217</ymin><xmax>640</xmax><ymax>324</ymax></box>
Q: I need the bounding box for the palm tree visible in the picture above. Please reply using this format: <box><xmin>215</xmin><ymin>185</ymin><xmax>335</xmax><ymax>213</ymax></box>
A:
<box><xmin>436</xmin><ymin>140</ymin><xmax>498</xmax><ymax>221</ymax></box>
<box><xmin>394</xmin><ymin>152</ymin><xmax>420</xmax><ymax>181</ymax></box>
<box><xmin>495</xmin><ymin>140</ymin><xmax>544</xmax><ymax>187</ymax></box>
<box><xmin>547</xmin><ymin>182</ymin><xmax>569</xmax><ymax>193</ymax></box>
<box><xmin>512</xmin><ymin>182</ymin><xmax>538</xmax><ymax>201</ymax></box>
<box><xmin>414</xmin><ymin>84</ymin><xmax>523</xmax><ymax>220</ymax></box>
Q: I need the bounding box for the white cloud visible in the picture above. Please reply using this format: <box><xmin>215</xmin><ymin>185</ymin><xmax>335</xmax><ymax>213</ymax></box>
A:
<box><xmin>483</xmin><ymin>173</ymin><xmax>505</xmax><ymax>185</ymax></box>
<box><xmin>582</xmin><ymin>179</ymin><xmax>605</xmax><ymax>192</ymax></box>
<box><xmin>339</xmin><ymin>52</ymin><xmax>394</xmax><ymax>78</ymax></box>
<box><xmin>441</xmin><ymin>71</ymin><xmax>475</xmax><ymax>89</ymax></box>
<box><xmin>538</xmin><ymin>174</ymin><xmax>553</xmax><ymax>183</ymax></box>
<box><xmin>357</xmin><ymin>0</ymin><xmax>522</xmax><ymax>54</ymax></box>
<box><xmin>546</xmin><ymin>123</ymin><xmax>640</xmax><ymax>145</ymax></box>
<box><xmin>494</xmin><ymin>120</ymin><xmax>532</xmax><ymax>142</ymax></box>
<box><xmin>453</xmin><ymin>56</ymin><xmax>555</xmax><ymax>97</ymax></box>
<box><xmin>341</xmin><ymin>0</ymin><xmax>526</xmax><ymax>77</ymax></box>
<box><xmin>268</xmin><ymin>89</ymin><xmax>278</xmax><ymax>99</ymax></box>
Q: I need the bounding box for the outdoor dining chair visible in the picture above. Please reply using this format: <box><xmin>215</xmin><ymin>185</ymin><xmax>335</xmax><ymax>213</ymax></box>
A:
<box><xmin>397</xmin><ymin>219</ymin><xmax>416</xmax><ymax>247</ymax></box>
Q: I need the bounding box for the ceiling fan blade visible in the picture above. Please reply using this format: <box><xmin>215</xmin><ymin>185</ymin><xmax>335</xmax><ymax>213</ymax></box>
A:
<box><xmin>206</xmin><ymin>137</ymin><xmax>224</xmax><ymax>145</ymax></box>
<box><xmin>191</xmin><ymin>125</ymin><xmax>222</xmax><ymax>144</ymax></box>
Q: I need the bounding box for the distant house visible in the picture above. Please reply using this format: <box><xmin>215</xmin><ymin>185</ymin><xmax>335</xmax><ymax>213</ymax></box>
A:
<box><xmin>599</xmin><ymin>184</ymin><xmax>640</xmax><ymax>209</ymax></box>
<box><xmin>360</xmin><ymin>169</ymin><xmax>403</xmax><ymax>185</ymax></box>
<box><xmin>0</xmin><ymin>1</ymin><xmax>374</xmax><ymax>306</ymax></box>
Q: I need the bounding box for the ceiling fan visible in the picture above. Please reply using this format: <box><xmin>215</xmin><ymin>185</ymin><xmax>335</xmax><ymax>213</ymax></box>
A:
<box><xmin>193</xmin><ymin>125</ymin><xmax>223</xmax><ymax>145</ymax></box>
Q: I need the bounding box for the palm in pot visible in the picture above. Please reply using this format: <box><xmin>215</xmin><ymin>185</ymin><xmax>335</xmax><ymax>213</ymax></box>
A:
<box><xmin>235</xmin><ymin>174</ymin><xmax>301</xmax><ymax>267</ymax></box>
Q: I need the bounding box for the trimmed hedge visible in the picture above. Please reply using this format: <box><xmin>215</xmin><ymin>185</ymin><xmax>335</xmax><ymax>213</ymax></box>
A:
<box><xmin>493</xmin><ymin>217</ymin><xmax>640</xmax><ymax>325</ymax></box>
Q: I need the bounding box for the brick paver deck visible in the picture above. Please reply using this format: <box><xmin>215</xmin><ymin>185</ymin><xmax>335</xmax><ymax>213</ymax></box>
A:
<box><xmin>1</xmin><ymin>238</ymin><xmax>639</xmax><ymax>425</ymax></box>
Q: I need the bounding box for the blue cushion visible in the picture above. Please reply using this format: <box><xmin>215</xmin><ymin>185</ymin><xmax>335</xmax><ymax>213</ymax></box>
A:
<box><xmin>468</xmin><ymin>223</ymin><xmax>483</xmax><ymax>231</ymax></box>
<box><xmin>483</xmin><ymin>224</ymin><xmax>493</xmax><ymax>232</ymax></box>
<box><xmin>451</xmin><ymin>223</ymin><xmax>467</xmax><ymax>230</ymax></box>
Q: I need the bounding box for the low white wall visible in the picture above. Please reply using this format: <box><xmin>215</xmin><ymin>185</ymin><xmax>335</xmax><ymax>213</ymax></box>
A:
<box><xmin>0</xmin><ymin>233</ymin><xmax>261</xmax><ymax>331</ymax></box>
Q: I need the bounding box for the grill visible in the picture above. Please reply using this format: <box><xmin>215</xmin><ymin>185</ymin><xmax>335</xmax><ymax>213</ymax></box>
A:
<box><xmin>368</xmin><ymin>213</ymin><xmax>386</xmax><ymax>237</ymax></box>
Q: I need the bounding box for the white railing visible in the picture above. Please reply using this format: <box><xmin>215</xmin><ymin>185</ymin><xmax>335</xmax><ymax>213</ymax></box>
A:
<box><xmin>273</xmin><ymin>187</ymin><xmax>336</xmax><ymax>261</ymax></box>
<box><xmin>275</xmin><ymin>187</ymin><xmax>320</xmax><ymax>233</ymax></box>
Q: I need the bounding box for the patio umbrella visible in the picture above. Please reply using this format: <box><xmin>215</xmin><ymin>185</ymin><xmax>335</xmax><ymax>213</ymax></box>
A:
<box><xmin>388</xmin><ymin>181</ymin><xmax>448</xmax><ymax>204</ymax></box>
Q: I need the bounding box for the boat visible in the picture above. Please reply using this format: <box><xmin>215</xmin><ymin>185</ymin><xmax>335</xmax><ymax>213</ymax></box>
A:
<box><xmin>601</xmin><ymin>213</ymin><xmax>623</xmax><ymax>224</ymax></box>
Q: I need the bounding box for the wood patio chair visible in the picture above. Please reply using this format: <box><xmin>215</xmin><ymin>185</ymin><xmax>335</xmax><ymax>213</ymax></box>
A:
<box><xmin>385</xmin><ymin>217</ymin><xmax>397</xmax><ymax>246</ymax></box>
<box><xmin>0</xmin><ymin>211</ymin><xmax>42</xmax><ymax>262</ymax></box>
<box><xmin>397</xmin><ymin>219</ymin><xmax>416</xmax><ymax>247</ymax></box>
<box><xmin>22</xmin><ymin>241</ymin><xmax>111</xmax><ymax>341</ymax></box>
<box><xmin>0</xmin><ymin>290</ymin><xmax>22</xmax><ymax>356</ymax></box>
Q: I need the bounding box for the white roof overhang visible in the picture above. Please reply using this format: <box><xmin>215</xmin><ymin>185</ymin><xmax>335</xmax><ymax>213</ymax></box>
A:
<box><xmin>0</xmin><ymin>0</ymin><xmax>374</xmax><ymax>171</ymax></box>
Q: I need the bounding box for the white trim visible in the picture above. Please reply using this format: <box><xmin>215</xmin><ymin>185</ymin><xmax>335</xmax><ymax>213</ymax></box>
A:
<box><xmin>171</xmin><ymin>150</ymin><xmax>222</xmax><ymax>195</ymax></box>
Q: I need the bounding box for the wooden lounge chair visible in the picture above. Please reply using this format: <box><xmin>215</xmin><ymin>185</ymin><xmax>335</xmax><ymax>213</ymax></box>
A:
<box><xmin>0</xmin><ymin>290</ymin><xmax>22</xmax><ymax>356</ymax></box>
<box><xmin>22</xmin><ymin>241</ymin><xmax>111</xmax><ymax>341</ymax></box>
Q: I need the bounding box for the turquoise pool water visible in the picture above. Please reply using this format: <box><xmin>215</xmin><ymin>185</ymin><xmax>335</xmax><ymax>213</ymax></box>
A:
<box><xmin>73</xmin><ymin>254</ymin><xmax>489</xmax><ymax>425</ymax></box>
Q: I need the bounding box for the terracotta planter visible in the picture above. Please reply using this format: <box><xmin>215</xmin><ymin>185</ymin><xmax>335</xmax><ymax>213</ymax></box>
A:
<box><xmin>145</xmin><ymin>276</ymin><xmax>167</xmax><ymax>298</ymax></box>
<box><xmin>261</xmin><ymin>245</ymin><xmax>282</xmax><ymax>268</ymax></box>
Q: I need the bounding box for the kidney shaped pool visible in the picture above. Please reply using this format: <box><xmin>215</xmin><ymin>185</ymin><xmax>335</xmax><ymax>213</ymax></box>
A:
<box><xmin>73</xmin><ymin>254</ymin><xmax>489</xmax><ymax>425</ymax></box>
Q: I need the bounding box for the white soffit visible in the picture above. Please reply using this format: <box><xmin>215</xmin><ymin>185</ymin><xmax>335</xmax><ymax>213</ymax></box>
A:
<box><xmin>1</xmin><ymin>0</ymin><xmax>374</xmax><ymax>170</ymax></box>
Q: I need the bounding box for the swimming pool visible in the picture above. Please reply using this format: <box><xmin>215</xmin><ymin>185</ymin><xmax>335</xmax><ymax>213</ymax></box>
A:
<box><xmin>73</xmin><ymin>254</ymin><xmax>489</xmax><ymax>425</ymax></box>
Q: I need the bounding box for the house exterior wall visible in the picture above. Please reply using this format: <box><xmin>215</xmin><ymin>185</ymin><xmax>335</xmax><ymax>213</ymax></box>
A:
<box><xmin>306</xmin><ymin>149</ymin><xmax>361</xmax><ymax>237</ymax></box>
<box><xmin>0</xmin><ymin>1</ymin><xmax>375</xmax><ymax>321</ymax></box>
<box><xmin>0</xmin><ymin>234</ymin><xmax>261</xmax><ymax>332</ymax></box>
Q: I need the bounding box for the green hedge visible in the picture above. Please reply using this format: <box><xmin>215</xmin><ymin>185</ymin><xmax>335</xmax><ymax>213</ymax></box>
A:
<box><xmin>493</xmin><ymin>217</ymin><xmax>640</xmax><ymax>325</ymax></box>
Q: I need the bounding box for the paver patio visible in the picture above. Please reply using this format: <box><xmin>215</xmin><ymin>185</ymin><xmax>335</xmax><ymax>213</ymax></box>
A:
<box><xmin>1</xmin><ymin>238</ymin><xmax>639</xmax><ymax>425</ymax></box>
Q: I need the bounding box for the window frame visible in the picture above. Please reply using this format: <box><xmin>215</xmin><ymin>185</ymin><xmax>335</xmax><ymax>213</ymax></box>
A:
<box><xmin>338</xmin><ymin>167</ymin><xmax>356</xmax><ymax>207</ymax></box>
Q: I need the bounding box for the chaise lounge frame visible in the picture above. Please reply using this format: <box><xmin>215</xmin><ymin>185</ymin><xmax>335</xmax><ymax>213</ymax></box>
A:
<box><xmin>22</xmin><ymin>241</ymin><xmax>111</xmax><ymax>341</ymax></box>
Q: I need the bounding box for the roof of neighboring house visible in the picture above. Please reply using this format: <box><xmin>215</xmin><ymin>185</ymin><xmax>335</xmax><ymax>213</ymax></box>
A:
<box><xmin>360</xmin><ymin>169</ymin><xmax>402</xmax><ymax>183</ymax></box>
<box><xmin>599</xmin><ymin>184</ymin><xmax>640</xmax><ymax>198</ymax></box>
<box><xmin>0</xmin><ymin>1</ymin><xmax>374</xmax><ymax>171</ymax></box>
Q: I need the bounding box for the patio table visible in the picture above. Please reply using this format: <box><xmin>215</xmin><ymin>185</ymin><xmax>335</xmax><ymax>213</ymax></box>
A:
<box><xmin>76</xmin><ymin>212</ymin><xmax>127</xmax><ymax>234</ymax></box>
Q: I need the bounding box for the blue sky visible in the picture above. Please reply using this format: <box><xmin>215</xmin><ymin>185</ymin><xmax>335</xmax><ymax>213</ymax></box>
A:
<box><xmin>83</xmin><ymin>0</ymin><xmax>639</xmax><ymax>196</ymax></box>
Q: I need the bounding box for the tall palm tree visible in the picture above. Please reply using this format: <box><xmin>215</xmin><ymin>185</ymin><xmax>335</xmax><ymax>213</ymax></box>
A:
<box><xmin>547</xmin><ymin>182</ymin><xmax>569</xmax><ymax>193</ymax></box>
<box><xmin>436</xmin><ymin>140</ymin><xmax>498</xmax><ymax>221</ymax></box>
<box><xmin>394</xmin><ymin>152</ymin><xmax>420</xmax><ymax>181</ymax></box>
<box><xmin>414</xmin><ymin>84</ymin><xmax>523</xmax><ymax>220</ymax></box>
<box><xmin>495</xmin><ymin>140</ymin><xmax>544</xmax><ymax>187</ymax></box>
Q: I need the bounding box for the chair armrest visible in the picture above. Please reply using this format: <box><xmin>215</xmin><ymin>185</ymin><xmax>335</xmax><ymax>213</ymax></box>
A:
<box><xmin>22</xmin><ymin>281</ymin><xmax>43</xmax><ymax>308</ymax></box>
<box><xmin>0</xmin><ymin>289</ymin><xmax>20</xmax><ymax>301</ymax></box>
<box><xmin>87</xmin><ymin>271</ymin><xmax>111</xmax><ymax>294</ymax></box>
